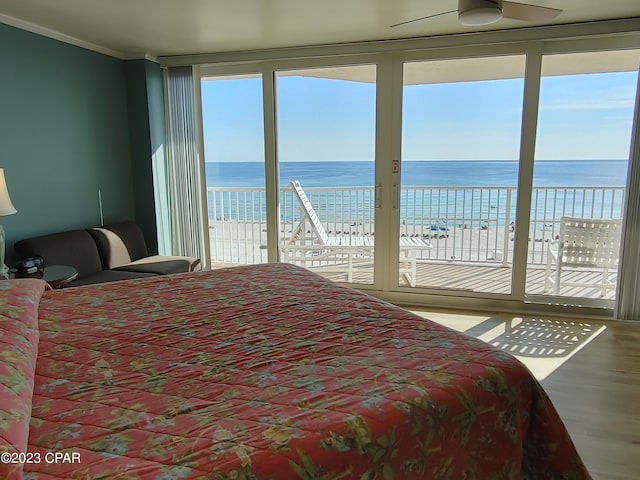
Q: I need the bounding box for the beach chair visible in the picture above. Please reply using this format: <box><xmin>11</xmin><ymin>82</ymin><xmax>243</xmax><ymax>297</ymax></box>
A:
<box><xmin>283</xmin><ymin>180</ymin><xmax>432</xmax><ymax>286</ymax></box>
<box><xmin>544</xmin><ymin>216</ymin><xmax>622</xmax><ymax>297</ymax></box>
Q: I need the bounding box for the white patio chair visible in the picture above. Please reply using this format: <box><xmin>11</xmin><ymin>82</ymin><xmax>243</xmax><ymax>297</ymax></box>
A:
<box><xmin>544</xmin><ymin>216</ymin><xmax>622</xmax><ymax>297</ymax></box>
<box><xmin>283</xmin><ymin>180</ymin><xmax>432</xmax><ymax>287</ymax></box>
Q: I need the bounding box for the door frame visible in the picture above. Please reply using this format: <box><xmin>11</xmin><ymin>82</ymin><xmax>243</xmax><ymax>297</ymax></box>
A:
<box><xmin>192</xmin><ymin>26</ymin><xmax>640</xmax><ymax>319</ymax></box>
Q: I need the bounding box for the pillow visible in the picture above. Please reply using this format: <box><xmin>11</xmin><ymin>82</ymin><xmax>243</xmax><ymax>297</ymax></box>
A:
<box><xmin>0</xmin><ymin>279</ymin><xmax>46</xmax><ymax>479</ymax></box>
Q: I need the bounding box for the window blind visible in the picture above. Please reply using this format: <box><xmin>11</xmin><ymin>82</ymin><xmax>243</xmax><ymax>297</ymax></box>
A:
<box><xmin>164</xmin><ymin>66</ymin><xmax>210</xmax><ymax>266</ymax></box>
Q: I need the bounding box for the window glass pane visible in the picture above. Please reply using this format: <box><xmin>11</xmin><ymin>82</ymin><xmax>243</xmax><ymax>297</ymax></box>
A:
<box><xmin>276</xmin><ymin>65</ymin><xmax>377</xmax><ymax>285</ymax></box>
<box><xmin>201</xmin><ymin>74</ymin><xmax>267</xmax><ymax>266</ymax></box>
<box><xmin>526</xmin><ymin>50</ymin><xmax>640</xmax><ymax>303</ymax></box>
<box><xmin>401</xmin><ymin>55</ymin><xmax>526</xmax><ymax>292</ymax></box>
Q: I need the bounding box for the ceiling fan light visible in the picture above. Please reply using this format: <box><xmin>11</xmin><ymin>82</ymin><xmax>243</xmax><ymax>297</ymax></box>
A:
<box><xmin>459</xmin><ymin>6</ymin><xmax>503</xmax><ymax>25</ymax></box>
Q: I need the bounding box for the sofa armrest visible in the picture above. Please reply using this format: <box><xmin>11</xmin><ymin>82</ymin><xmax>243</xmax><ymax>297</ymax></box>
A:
<box><xmin>89</xmin><ymin>222</ymin><xmax>201</xmax><ymax>275</ymax></box>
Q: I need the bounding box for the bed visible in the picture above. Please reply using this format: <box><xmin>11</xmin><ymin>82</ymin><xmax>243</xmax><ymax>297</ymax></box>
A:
<box><xmin>1</xmin><ymin>262</ymin><xmax>591</xmax><ymax>479</ymax></box>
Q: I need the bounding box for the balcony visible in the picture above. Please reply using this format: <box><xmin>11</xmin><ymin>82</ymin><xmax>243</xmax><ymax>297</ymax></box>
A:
<box><xmin>206</xmin><ymin>185</ymin><xmax>624</xmax><ymax>299</ymax></box>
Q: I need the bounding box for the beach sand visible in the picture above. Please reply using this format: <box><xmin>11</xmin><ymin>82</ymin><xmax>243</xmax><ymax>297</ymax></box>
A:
<box><xmin>208</xmin><ymin>219</ymin><xmax>555</xmax><ymax>267</ymax></box>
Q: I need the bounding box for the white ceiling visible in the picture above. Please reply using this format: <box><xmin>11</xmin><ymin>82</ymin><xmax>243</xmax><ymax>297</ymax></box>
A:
<box><xmin>1</xmin><ymin>0</ymin><xmax>640</xmax><ymax>59</ymax></box>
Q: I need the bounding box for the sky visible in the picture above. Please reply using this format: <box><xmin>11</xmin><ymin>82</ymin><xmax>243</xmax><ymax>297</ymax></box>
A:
<box><xmin>200</xmin><ymin>65</ymin><xmax>638</xmax><ymax>163</ymax></box>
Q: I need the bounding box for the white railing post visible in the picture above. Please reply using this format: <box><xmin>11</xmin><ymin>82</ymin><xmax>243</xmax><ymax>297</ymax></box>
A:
<box><xmin>206</xmin><ymin>185</ymin><xmax>625</xmax><ymax>268</ymax></box>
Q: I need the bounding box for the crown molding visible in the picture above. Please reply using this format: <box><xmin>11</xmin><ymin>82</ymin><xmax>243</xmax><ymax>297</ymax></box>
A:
<box><xmin>123</xmin><ymin>53</ymin><xmax>160</xmax><ymax>63</ymax></box>
<box><xmin>0</xmin><ymin>12</ymin><xmax>126</xmax><ymax>59</ymax></box>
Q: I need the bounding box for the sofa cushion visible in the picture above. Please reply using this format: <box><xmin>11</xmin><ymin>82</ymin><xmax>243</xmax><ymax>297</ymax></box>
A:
<box><xmin>14</xmin><ymin>230</ymin><xmax>103</xmax><ymax>278</ymax></box>
<box><xmin>87</xmin><ymin>221</ymin><xmax>149</xmax><ymax>269</ymax></box>
<box><xmin>113</xmin><ymin>257</ymin><xmax>200</xmax><ymax>275</ymax></box>
<box><xmin>67</xmin><ymin>269</ymin><xmax>157</xmax><ymax>287</ymax></box>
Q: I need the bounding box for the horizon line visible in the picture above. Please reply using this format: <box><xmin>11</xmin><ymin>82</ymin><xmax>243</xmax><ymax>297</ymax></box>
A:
<box><xmin>205</xmin><ymin>158</ymin><xmax>627</xmax><ymax>163</ymax></box>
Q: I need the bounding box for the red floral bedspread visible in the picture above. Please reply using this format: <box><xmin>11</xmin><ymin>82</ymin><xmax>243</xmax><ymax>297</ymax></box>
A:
<box><xmin>23</xmin><ymin>263</ymin><xmax>590</xmax><ymax>479</ymax></box>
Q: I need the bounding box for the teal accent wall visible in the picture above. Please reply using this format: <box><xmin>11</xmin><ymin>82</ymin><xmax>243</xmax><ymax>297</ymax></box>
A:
<box><xmin>125</xmin><ymin>59</ymin><xmax>167</xmax><ymax>254</ymax></box>
<box><xmin>0</xmin><ymin>23</ymin><xmax>136</xmax><ymax>263</ymax></box>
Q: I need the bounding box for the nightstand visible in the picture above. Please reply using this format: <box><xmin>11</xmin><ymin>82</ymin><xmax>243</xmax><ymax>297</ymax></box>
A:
<box><xmin>13</xmin><ymin>265</ymin><xmax>78</xmax><ymax>288</ymax></box>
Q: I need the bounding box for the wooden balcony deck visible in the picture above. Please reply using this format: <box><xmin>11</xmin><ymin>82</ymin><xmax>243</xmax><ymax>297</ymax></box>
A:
<box><xmin>311</xmin><ymin>261</ymin><xmax>617</xmax><ymax>300</ymax></box>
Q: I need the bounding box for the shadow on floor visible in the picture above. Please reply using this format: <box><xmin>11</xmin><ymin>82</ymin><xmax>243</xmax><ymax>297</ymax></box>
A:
<box><xmin>465</xmin><ymin>317</ymin><xmax>602</xmax><ymax>358</ymax></box>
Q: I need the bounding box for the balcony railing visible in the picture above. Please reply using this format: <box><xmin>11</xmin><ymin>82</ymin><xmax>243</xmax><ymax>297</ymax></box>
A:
<box><xmin>206</xmin><ymin>185</ymin><xmax>625</xmax><ymax>267</ymax></box>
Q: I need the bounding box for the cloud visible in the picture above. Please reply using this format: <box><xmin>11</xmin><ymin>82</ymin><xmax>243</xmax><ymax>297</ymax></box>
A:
<box><xmin>540</xmin><ymin>84</ymin><xmax>636</xmax><ymax>111</ymax></box>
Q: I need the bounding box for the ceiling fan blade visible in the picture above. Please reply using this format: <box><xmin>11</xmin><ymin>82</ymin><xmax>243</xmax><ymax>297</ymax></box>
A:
<box><xmin>502</xmin><ymin>1</ymin><xmax>562</xmax><ymax>22</ymax></box>
<box><xmin>390</xmin><ymin>10</ymin><xmax>457</xmax><ymax>28</ymax></box>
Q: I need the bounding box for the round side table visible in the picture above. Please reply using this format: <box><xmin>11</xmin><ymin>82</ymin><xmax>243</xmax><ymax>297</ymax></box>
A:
<box><xmin>42</xmin><ymin>265</ymin><xmax>78</xmax><ymax>288</ymax></box>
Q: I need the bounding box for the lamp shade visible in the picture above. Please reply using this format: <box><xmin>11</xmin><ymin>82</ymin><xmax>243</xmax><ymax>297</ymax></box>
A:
<box><xmin>0</xmin><ymin>169</ymin><xmax>17</xmax><ymax>216</ymax></box>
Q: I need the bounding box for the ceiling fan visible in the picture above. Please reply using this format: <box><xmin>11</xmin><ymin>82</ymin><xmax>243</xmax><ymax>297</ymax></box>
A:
<box><xmin>390</xmin><ymin>0</ymin><xmax>562</xmax><ymax>28</ymax></box>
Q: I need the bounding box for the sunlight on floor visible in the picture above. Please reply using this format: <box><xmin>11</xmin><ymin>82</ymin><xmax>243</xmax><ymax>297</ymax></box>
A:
<box><xmin>407</xmin><ymin>309</ymin><xmax>607</xmax><ymax>380</ymax></box>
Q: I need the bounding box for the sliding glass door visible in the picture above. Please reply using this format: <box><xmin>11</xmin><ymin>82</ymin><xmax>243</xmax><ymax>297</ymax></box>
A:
<box><xmin>275</xmin><ymin>65</ymin><xmax>377</xmax><ymax>285</ymax></box>
<box><xmin>399</xmin><ymin>54</ymin><xmax>526</xmax><ymax>293</ymax></box>
<box><xmin>200</xmin><ymin>73</ymin><xmax>268</xmax><ymax>266</ymax></box>
<box><xmin>525</xmin><ymin>49</ymin><xmax>640</xmax><ymax>305</ymax></box>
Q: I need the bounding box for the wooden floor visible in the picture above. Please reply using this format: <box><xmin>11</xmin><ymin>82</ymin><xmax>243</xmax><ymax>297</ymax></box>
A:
<box><xmin>406</xmin><ymin>308</ymin><xmax>640</xmax><ymax>480</ymax></box>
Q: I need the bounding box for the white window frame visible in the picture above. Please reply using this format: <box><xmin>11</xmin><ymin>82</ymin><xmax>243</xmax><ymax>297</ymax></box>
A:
<box><xmin>165</xmin><ymin>20</ymin><xmax>640</xmax><ymax>319</ymax></box>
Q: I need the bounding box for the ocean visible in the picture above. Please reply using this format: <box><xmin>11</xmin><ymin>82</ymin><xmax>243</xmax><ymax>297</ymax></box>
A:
<box><xmin>205</xmin><ymin>160</ymin><xmax>628</xmax><ymax>225</ymax></box>
<box><xmin>205</xmin><ymin>160</ymin><xmax>628</xmax><ymax>188</ymax></box>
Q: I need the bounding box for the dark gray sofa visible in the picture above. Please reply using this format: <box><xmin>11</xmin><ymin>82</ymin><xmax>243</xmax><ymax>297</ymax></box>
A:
<box><xmin>14</xmin><ymin>221</ymin><xmax>200</xmax><ymax>287</ymax></box>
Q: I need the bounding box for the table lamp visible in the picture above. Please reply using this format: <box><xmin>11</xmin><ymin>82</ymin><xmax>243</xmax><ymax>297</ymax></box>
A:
<box><xmin>0</xmin><ymin>168</ymin><xmax>17</xmax><ymax>279</ymax></box>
